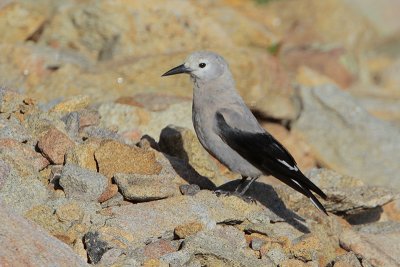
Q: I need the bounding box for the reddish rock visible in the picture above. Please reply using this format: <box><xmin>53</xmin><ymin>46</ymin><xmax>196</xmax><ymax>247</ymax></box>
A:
<box><xmin>78</xmin><ymin>110</ymin><xmax>100</xmax><ymax>130</ymax></box>
<box><xmin>283</xmin><ymin>47</ymin><xmax>354</xmax><ymax>89</ymax></box>
<box><xmin>0</xmin><ymin>204</ymin><xmax>89</xmax><ymax>266</ymax></box>
<box><xmin>174</xmin><ymin>222</ymin><xmax>204</xmax><ymax>239</ymax></box>
<box><xmin>98</xmin><ymin>184</ymin><xmax>119</xmax><ymax>203</ymax></box>
<box><xmin>143</xmin><ymin>240</ymin><xmax>176</xmax><ymax>259</ymax></box>
<box><xmin>0</xmin><ymin>139</ymin><xmax>49</xmax><ymax>174</ymax></box>
<box><xmin>38</xmin><ymin>127</ymin><xmax>75</xmax><ymax>164</ymax></box>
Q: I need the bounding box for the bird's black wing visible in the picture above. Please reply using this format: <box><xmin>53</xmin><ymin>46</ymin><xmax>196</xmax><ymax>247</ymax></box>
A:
<box><xmin>215</xmin><ymin>112</ymin><xmax>327</xmax><ymax>214</ymax></box>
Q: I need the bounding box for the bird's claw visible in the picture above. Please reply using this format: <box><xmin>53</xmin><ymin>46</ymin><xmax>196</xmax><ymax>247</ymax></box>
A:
<box><xmin>214</xmin><ymin>189</ymin><xmax>256</xmax><ymax>204</ymax></box>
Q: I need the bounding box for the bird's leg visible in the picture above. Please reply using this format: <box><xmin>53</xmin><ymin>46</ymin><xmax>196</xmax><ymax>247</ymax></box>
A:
<box><xmin>237</xmin><ymin>176</ymin><xmax>259</xmax><ymax>196</ymax></box>
<box><xmin>215</xmin><ymin>176</ymin><xmax>257</xmax><ymax>203</ymax></box>
<box><xmin>215</xmin><ymin>176</ymin><xmax>247</xmax><ymax>196</ymax></box>
<box><xmin>234</xmin><ymin>176</ymin><xmax>248</xmax><ymax>193</ymax></box>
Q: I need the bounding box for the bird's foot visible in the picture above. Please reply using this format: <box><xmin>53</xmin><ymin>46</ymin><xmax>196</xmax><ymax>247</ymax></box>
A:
<box><xmin>214</xmin><ymin>189</ymin><xmax>256</xmax><ymax>204</ymax></box>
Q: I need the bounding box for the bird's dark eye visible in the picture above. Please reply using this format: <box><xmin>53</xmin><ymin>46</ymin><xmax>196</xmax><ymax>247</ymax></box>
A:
<box><xmin>199</xmin><ymin>63</ymin><xmax>206</xmax><ymax>68</ymax></box>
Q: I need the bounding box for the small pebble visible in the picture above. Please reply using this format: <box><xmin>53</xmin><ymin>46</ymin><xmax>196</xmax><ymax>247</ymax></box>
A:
<box><xmin>179</xmin><ymin>184</ymin><xmax>200</xmax><ymax>196</ymax></box>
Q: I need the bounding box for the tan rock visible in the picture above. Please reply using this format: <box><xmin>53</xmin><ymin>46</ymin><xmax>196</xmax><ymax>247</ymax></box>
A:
<box><xmin>0</xmin><ymin>2</ymin><xmax>46</xmax><ymax>43</ymax></box>
<box><xmin>280</xmin><ymin>259</ymin><xmax>308</xmax><ymax>267</ymax></box>
<box><xmin>114</xmin><ymin>173</ymin><xmax>178</xmax><ymax>202</ymax></box>
<box><xmin>38</xmin><ymin>127</ymin><xmax>75</xmax><ymax>164</ymax></box>
<box><xmin>0</xmin><ymin>88</ymin><xmax>26</xmax><ymax>113</ymax></box>
<box><xmin>55</xmin><ymin>202</ymin><xmax>84</xmax><ymax>223</ymax></box>
<box><xmin>290</xmin><ymin>234</ymin><xmax>320</xmax><ymax>261</ymax></box>
<box><xmin>174</xmin><ymin>222</ymin><xmax>204</xmax><ymax>239</ymax></box>
<box><xmin>50</xmin><ymin>95</ymin><xmax>90</xmax><ymax>113</ymax></box>
<box><xmin>93</xmin><ymin>226</ymin><xmax>135</xmax><ymax>250</ymax></box>
<box><xmin>143</xmin><ymin>259</ymin><xmax>169</xmax><ymax>267</ymax></box>
<box><xmin>65</xmin><ymin>141</ymin><xmax>99</xmax><ymax>171</ymax></box>
<box><xmin>94</xmin><ymin>140</ymin><xmax>162</xmax><ymax>178</ymax></box>
<box><xmin>73</xmin><ymin>239</ymin><xmax>88</xmax><ymax>262</ymax></box>
<box><xmin>25</xmin><ymin>205</ymin><xmax>69</xmax><ymax>238</ymax></box>
<box><xmin>295</xmin><ymin>66</ymin><xmax>337</xmax><ymax>87</ymax></box>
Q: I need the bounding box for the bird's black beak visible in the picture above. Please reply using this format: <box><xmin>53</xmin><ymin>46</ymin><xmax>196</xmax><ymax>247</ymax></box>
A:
<box><xmin>162</xmin><ymin>64</ymin><xmax>190</xmax><ymax>77</ymax></box>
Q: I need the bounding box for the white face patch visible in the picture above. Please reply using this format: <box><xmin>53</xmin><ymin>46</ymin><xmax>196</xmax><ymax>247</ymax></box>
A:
<box><xmin>277</xmin><ymin>159</ymin><xmax>299</xmax><ymax>171</ymax></box>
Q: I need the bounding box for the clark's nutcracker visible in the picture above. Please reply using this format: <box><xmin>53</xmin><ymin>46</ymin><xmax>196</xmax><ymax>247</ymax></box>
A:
<box><xmin>162</xmin><ymin>51</ymin><xmax>327</xmax><ymax>214</ymax></box>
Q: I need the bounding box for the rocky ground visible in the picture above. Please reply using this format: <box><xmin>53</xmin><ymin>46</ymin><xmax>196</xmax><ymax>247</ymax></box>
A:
<box><xmin>1</xmin><ymin>0</ymin><xmax>400</xmax><ymax>266</ymax></box>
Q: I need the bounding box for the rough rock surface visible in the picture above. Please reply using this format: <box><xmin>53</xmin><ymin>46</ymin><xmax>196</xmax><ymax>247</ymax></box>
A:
<box><xmin>1</xmin><ymin>1</ymin><xmax>400</xmax><ymax>266</ymax></box>
<box><xmin>38</xmin><ymin>127</ymin><xmax>75</xmax><ymax>164</ymax></box>
<box><xmin>0</xmin><ymin>204</ymin><xmax>89</xmax><ymax>266</ymax></box>
<box><xmin>59</xmin><ymin>163</ymin><xmax>108</xmax><ymax>201</ymax></box>
<box><xmin>114</xmin><ymin>172</ymin><xmax>178</xmax><ymax>202</ymax></box>
<box><xmin>94</xmin><ymin>140</ymin><xmax>162</xmax><ymax>178</ymax></box>
<box><xmin>293</xmin><ymin>84</ymin><xmax>400</xmax><ymax>187</ymax></box>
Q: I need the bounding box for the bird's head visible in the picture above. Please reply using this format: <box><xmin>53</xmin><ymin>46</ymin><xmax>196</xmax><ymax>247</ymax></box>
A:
<box><xmin>162</xmin><ymin>51</ymin><xmax>228</xmax><ymax>82</ymax></box>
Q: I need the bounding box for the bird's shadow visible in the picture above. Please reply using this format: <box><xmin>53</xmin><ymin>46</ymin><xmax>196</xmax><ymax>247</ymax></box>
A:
<box><xmin>144</xmin><ymin>133</ymin><xmax>310</xmax><ymax>233</ymax></box>
<box><xmin>167</xmin><ymin>155</ymin><xmax>310</xmax><ymax>233</ymax></box>
<box><xmin>216</xmin><ymin>180</ymin><xmax>310</xmax><ymax>233</ymax></box>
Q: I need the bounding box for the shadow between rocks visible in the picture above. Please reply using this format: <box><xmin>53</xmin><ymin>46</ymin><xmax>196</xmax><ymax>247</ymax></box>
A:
<box><xmin>216</xmin><ymin>179</ymin><xmax>310</xmax><ymax>233</ymax></box>
<box><xmin>166</xmin><ymin>154</ymin><xmax>216</xmax><ymax>190</ymax></box>
<box><xmin>140</xmin><ymin>135</ymin><xmax>216</xmax><ymax>190</ymax></box>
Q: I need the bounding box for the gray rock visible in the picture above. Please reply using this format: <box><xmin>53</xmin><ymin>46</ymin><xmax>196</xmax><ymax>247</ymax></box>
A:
<box><xmin>0</xmin><ymin>169</ymin><xmax>48</xmax><ymax>214</ymax></box>
<box><xmin>275</xmin><ymin>168</ymin><xmax>398</xmax><ymax>215</ymax></box>
<box><xmin>251</xmin><ymin>238</ymin><xmax>265</xmax><ymax>251</ymax></box>
<box><xmin>331</xmin><ymin>252</ymin><xmax>362</xmax><ymax>267</ymax></box>
<box><xmin>62</xmin><ymin>111</ymin><xmax>80</xmax><ymax>139</ymax></box>
<box><xmin>80</xmin><ymin>125</ymin><xmax>121</xmax><ymax>141</ymax></box>
<box><xmin>266</xmin><ymin>247</ymin><xmax>289</xmax><ymax>265</ymax></box>
<box><xmin>0</xmin><ymin>117</ymin><xmax>32</xmax><ymax>143</ymax></box>
<box><xmin>106</xmin><ymin>190</ymin><xmax>263</xmax><ymax>246</ymax></box>
<box><xmin>161</xmin><ymin>250</ymin><xmax>192</xmax><ymax>266</ymax></box>
<box><xmin>339</xmin><ymin>228</ymin><xmax>400</xmax><ymax>266</ymax></box>
<box><xmin>354</xmin><ymin>221</ymin><xmax>400</xmax><ymax>235</ymax></box>
<box><xmin>179</xmin><ymin>184</ymin><xmax>201</xmax><ymax>196</ymax></box>
<box><xmin>0</xmin><ymin>159</ymin><xmax>11</xmax><ymax>189</ymax></box>
<box><xmin>114</xmin><ymin>172</ymin><xmax>178</xmax><ymax>202</ymax></box>
<box><xmin>182</xmin><ymin>226</ymin><xmax>268</xmax><ymax>267</ymax></box>
<box><xmin>97</xmin><ymin>248</ymin><xmax>124</xmax><ymax>267</ymax></box>
<box><xmin>0</xmin><ymin>204</ymin><xmax>89</xmax><ymax>266</ymax></box>
<box><xmin>293</xmin><ymin>84</ymin><xmax>400</xmax><ymax>187</ymax></box>
<box><xmin>100</xmin><ymin>192</ymin><xmax>124</xmax><ymax>208</ymax></box>
<box><xmin>59</xmin><ymin>163</ymin><xmax>108</xmax><ymax>201</ymax></box>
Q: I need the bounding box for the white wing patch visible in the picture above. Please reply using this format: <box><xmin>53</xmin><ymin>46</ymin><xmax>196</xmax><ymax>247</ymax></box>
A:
<box><xmin>277</xmin><ymin>159</ymin><xmax>299</xmax><ymax>171</ymax></box>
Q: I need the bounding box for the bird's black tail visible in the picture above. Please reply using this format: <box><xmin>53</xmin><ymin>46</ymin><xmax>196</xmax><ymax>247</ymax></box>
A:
<box><xmin>275</xmin><ymin>172</ymin><xmax>328</xmax><ymax>215</ymax></box>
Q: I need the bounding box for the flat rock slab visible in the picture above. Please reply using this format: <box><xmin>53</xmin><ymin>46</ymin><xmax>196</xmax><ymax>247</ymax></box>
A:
<box><xmin>293</xmin><ymin>85</ymin><xmax>400</xmax><ymax>187</ymax></box>
<box><xmin>340</xmin><ymin>228</ymin><xmax>400</xmax><ymax>266</ymax></box>
<box><xmin>107</xmin><ymin>190</ymin><xmax>263</xmax><ymax>246</ymax></box>
<box><xmin>0</xmin><ymin>204</ymin><xmax>88</xmax><ymax>267</ymax></box>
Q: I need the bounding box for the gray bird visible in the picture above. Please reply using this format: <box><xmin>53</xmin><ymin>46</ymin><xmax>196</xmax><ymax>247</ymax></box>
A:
<box><xmin>162</xmin><ymin>51</ymin><xmax>327</xmax><ymax>214</ymax></box>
